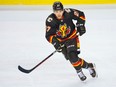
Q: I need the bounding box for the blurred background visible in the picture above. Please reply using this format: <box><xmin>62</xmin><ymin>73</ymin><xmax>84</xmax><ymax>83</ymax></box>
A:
<box><xmin>0</xmin><ymin>1</ymin><xmax>116</xmax><ymax>87</ymax></box>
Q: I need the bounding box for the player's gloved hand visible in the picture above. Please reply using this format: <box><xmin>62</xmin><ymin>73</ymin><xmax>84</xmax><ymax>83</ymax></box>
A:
<box><xmin>76</xmin><ymin>23</ymin><xmax>86</xmax><ymax>36</ymax></box>
<box><xmin>52</xmin><ymin>37</ymin><xmax>63</xmax><ymax>52</ymax></box>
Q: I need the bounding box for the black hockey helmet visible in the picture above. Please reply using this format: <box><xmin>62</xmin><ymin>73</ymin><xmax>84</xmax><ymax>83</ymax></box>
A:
<box><xmin>53</xmin><ymin>1</ymin><xmax>64</xmax><ymax>11</ymax></box>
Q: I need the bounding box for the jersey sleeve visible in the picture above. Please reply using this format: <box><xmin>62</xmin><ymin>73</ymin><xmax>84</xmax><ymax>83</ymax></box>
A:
<box><xmin>45</xmin><ymin>16</ymin><xmax>56</xmax><ymax>43</ymax></box>
<box><xmin>65</xmin><ymin>8</ymin><xmax>86</xmax><ymax>24</ymax></box>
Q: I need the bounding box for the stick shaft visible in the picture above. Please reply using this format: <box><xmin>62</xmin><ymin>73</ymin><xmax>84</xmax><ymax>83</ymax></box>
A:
<box><xmin>18</xmin><ymin>50</ymin><xmax>57</xmax><ymax>73</ymax></box>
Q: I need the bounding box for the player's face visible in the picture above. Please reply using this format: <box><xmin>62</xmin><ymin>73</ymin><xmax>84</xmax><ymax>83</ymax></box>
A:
<box><xmin>54</xmin><ymin>10</ymin><xmax>64</xmax><ymax>19</ymax></box>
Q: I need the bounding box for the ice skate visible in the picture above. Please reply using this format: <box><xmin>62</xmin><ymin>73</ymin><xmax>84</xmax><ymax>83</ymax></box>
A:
<box><xmin>77</xmin><ymin>69</ymin><xmax>87</xmax><ymax>81</ymax></box>
<box><xmin>88</xmin><ymin>63</ymin><xmax>97</xmax><ymax>77</ymax></box>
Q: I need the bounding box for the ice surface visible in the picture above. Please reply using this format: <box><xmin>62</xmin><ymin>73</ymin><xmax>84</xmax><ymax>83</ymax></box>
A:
<box><xmin>0</xmin><ymin>5</ymin><xmax>116</xmax><ymax>87</ymax></box>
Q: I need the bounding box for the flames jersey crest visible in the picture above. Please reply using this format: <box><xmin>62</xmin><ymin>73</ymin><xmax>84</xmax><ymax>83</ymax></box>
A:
<box><xmin>56</xmin><ymin>23</ymin><xmax>71</xmax><ymax>38</ymax></box>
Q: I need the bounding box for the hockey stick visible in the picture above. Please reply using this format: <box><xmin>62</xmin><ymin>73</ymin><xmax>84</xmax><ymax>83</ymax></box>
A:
<box><xmin>18</xmin><ymin>50</ymin><xmax>57</xmax><ymax>74</ymax></box>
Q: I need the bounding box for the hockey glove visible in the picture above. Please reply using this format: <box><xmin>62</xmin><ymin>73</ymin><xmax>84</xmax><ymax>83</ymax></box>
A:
<box><xmin>52</xmin><ymin>37</ymin><xmax>62</xmax><ymax>52</ymax></box>
<box><xmin>76</xmin><ymin>23</ymin><xmax>86</xmax><ymax>36</ymax></box>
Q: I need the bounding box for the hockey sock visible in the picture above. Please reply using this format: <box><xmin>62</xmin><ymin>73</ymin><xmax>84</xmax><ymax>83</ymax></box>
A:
<box><xmin>68</xmin><ymin>52</ymin><xmax>82</xmax><ymax>70</ymax></box>
<box><xmin>71</xmin><ymin>60</ymin><xmax>82</xmax><ymax>70</ymax></box>
<box><xmin>79</xmin><ymin>58</ymin><xmax>89</xmax><ymax>69</ymax></box>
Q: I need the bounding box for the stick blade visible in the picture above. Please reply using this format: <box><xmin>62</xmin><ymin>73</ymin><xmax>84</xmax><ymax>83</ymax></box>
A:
<box><xmin>18</xmin><ymin>65</ymin><xmax>31</xmax><ymax>74</ymax></box>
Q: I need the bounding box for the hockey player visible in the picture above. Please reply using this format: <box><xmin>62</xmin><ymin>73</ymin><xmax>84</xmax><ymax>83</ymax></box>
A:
<box><xmin>45</xmin><ymin>1</ymin><xmax>96</xmax><ymax>81</ymax></box>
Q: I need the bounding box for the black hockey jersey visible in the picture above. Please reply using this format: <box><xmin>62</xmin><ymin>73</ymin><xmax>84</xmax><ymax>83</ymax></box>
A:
<box><xmin>45</xmin><ymin>8</ymin><xmax>85</xmax><ymax>43</ymax></box>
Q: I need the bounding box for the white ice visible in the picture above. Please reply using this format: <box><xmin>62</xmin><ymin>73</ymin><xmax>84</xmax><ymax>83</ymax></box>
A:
<box><xmin>0</xmin><ymin>5</ymin><xmax>116</xmax><ymax>87</ymax></box>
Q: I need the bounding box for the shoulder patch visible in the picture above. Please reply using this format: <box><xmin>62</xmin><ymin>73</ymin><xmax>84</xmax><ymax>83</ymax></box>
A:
<box><xmin>74</xmin><ymin>10</ymin><xmax>79</xmax><ymax>17</ymax></box>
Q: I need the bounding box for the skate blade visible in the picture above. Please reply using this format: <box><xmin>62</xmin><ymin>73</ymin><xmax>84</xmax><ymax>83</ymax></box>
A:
<box><xmin>93</xmin><ymin>63</ymin><xmax>98</xmax><ymax>78</ymax></box>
